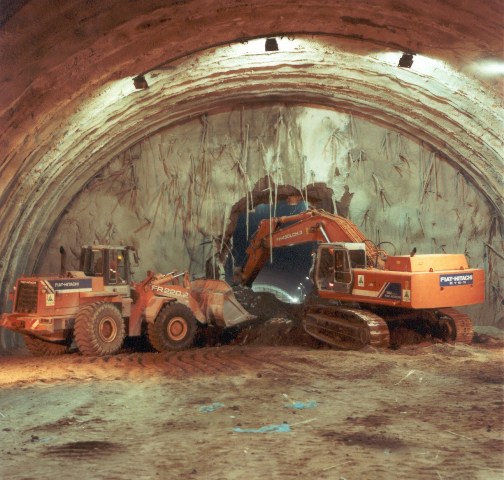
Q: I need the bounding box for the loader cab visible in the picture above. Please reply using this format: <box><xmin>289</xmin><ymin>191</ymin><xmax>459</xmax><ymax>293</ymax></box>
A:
<box><xmin>314</xmin><ymin>243</ymin><xmax>366</xmax><ymax>294</ymax></box>
<box><xmin>80</xmin><ymin>245</ymin><xmax>132</xmax><ymax>286</ymax></box>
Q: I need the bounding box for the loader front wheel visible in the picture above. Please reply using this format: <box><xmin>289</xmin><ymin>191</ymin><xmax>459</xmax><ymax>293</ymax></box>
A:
<box><xmin>148</xmin><ymin>303</ymin><xmax>197</xmax><ymax>352</ymax></box>
<box><xmin>74</xmin><ymin>303</ymin><xmax>125</xmax><ymax>356</ymax></box>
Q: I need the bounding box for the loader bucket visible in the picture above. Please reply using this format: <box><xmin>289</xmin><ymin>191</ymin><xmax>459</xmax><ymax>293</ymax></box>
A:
<box><xmin>190</xmin><ymin>279</ymin><xmax>256</xmax><ymax>328</ymax></box>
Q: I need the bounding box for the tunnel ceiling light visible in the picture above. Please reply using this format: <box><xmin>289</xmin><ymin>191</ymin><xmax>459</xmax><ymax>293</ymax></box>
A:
<box><xmin>265</xmin><ymin>38</ymin><xmax>279</xmax><ymax>52</ymax></box>
<box><xmin>471</xmin><ymin>59</ymin><xmax>504</xmax><ymax>76</ymax></box>
<box><xmin>398</xmin><ymin>53</ymin><xmax>414</xmax><ymax>68</ymax></box>
<box><xmin>133</xmin><ymin>75</ymin><xmax>149</xmax><ymax>89</ymax></box>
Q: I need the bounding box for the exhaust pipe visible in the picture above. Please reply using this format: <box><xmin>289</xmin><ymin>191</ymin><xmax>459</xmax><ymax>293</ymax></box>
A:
<box><xmin>60</xmin><ymin>246</ymin><xmax>66</xmax><ymax>276</ymax></box>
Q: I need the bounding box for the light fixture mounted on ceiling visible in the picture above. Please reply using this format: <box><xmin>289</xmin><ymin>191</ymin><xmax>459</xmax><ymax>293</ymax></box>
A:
<box><xmin>398</xmin><ymin>53</ymin><xmax>414</xmax><ymax>68</ymax></box>
<box><xmin>265</xmin><ymin>37</ymin><xmax>279</xmax><ymax>52</ymax></box>
<box><xmin>133</xmin><ymin>75</ymin><xmax>149</xmax><ymax>89</ymax></box>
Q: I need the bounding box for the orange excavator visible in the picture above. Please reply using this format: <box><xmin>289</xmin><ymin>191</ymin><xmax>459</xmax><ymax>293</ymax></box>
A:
<box><xmin>239</xmin><ymin>208</ymin><xmax>485</xmax><ymax>349</ymax></box>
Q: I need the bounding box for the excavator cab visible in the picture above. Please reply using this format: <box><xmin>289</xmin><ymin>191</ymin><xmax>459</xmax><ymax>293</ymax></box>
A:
<box><xmin>314</xmin><ymin>243</ymin><xmax>366</xmax><ymax>294</ymax></box>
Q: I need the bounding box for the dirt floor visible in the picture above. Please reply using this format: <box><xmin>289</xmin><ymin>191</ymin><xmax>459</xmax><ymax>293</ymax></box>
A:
<box><xmin>0</xmin><ymin>311</ymin><xmax>503</xmax><ymax>480</ymax></box>
<box><xmin>0</xmin><ymin>291</ymin><xmax>503</xmax><ymax>480</ymax></box>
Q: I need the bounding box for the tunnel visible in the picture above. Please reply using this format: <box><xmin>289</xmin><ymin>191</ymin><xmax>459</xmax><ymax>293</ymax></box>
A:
<box><xmin>0</xmin><ymin>0</ymin><xmax>503</xmax><ymax>352</ymax></box>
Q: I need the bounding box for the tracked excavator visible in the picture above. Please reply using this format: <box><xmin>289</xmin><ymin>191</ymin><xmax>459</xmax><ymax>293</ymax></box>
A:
<box><xmin>239</xmin><ymin>208</ymin><xmax>485</xmax><ymax>349</ymax></box>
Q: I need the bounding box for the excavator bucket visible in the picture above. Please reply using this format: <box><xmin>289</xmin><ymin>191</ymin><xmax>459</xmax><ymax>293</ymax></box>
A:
<box><xmin>190</xmin><ymin>279</ymin><xmax>256</xmax><ymax>328</ymax></box>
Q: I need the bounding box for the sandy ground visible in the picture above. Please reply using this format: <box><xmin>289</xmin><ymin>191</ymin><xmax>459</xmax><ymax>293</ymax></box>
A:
<box><xmin>0</xmin><ymin>327</ymin><xmax>503</xmax><ymax>480</ymax></box>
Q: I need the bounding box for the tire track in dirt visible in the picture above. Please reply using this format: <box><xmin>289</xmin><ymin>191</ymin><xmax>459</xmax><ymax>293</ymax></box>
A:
<box><xmin>140</xmin><ymin>346</ymin><xmax>305</xmax><ymax>379</ymax></box>
<box><xmin>200</xmin><ymin>349</ymin><xmax>235</xmax><ymax>373</ymax></box>
<box><xmin>193</xmin><ymin>349</ymin><xmax>238</xmax><ymax>374</ymax></box>
<box><xmin>116</xmin><ymin>352</ymin><xmax>185</xmax><ymax>380</ymax></box>
<box><xmin>175</xmin><ymin>350</ymin><xmax>217</xmax><ymax>375</ymax></box>
<box><xmin>0</xmin><ymin>346</ymin><xmax>352</xmax><ymax>387</ymax></box>
<box><xmin>241</xmin><ymin>347</ymin><xmax>315</xmax><ymax>376</ymax></box>
<box><xmin>214</xmin><ymin>346</ymin><xmax>270</xmax><ymax>371</ymax></box>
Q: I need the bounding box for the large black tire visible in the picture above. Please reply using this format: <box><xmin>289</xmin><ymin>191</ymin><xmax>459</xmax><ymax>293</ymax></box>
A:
<box><xmin>147</xmin><ymin>303</ymin><xmax>197</xmax><ymax>352</ymax></box>
<box><xmin>24</xmin><ymin>335</ymin><xmax>70</xmax><ymax>356</ymax></box>
<box><xmin>0</xmin><ymin>329</ymin><xmax>25</xmax><ymax>354</ymax></box>
<box><xmin>74</xmin><ymin>303</ymin><xmax>125</xmax><ymax>356</ymax></box>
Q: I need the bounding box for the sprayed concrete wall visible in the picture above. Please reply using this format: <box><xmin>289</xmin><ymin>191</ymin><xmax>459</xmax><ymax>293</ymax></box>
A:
<box><xmin>38</xmin><ymin>104</ymin><xmax>503</xmax><ymax>326</ymax></box>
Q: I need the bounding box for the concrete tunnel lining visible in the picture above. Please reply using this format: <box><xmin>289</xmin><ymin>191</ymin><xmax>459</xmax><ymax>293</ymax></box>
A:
<box><xmin>2</xmin><ymin>37</ymin><xmax>503</xmax><ymax>282</ymax></box>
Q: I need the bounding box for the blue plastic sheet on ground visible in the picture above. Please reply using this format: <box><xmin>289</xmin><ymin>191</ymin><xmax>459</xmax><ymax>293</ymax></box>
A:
<box><xmin>284</xmin><ymin>400</ymin><xmax>317</xmax><ymax>410</ymax></box>
<box><xmin>199</xmin><ymin>402</ymin><xmax>225</xmax><ymax>413</ymax></box>
<box><xmin>233</xmin><ymin>423</ymin><xmax>291</xmax><ymax>433</ymax></box>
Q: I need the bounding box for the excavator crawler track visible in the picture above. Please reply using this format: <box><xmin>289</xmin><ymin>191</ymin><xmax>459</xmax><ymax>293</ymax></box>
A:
<box><xmin>303</xmin><ymin>306</ymin><xmax>390</xmax><ymax>350</ymax></box>
<box><xmin>432</xmin><ymin>307</ymin><xmax>474</xmax><ymax>344</ymax></box>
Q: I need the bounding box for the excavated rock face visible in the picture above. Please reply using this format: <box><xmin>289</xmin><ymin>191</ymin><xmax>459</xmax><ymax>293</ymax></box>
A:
<box><xmin>0</xmin><ymin>1</ymin><xmax>503</xmax><ymax>351</ymax></box>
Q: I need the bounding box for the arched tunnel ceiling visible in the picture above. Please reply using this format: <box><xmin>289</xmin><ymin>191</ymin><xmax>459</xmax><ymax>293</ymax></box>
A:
<box><xmin>0</xmin><ymin>0</ymin><xmax>503</xmax><ymax>309</ymax></box>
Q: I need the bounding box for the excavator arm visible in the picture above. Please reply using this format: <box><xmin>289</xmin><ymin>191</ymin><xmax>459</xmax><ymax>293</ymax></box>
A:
<box><xmin>240</xmin><ymin>208</ymin><xmax>384</xmax><ymax>286</ymax></box>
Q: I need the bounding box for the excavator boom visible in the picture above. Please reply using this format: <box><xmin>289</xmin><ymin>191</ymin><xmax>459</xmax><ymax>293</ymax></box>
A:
<box><xmin>241</xmin><ymin>208</ymin><xmax>383</xmax><ymax>286</ymax></box>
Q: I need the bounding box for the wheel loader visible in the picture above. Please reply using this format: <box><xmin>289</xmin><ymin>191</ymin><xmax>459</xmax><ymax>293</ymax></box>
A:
<box><xmin>0</xmin><ymin>245</ymin><xmax>254</xmax><ymax>356</ymax></box>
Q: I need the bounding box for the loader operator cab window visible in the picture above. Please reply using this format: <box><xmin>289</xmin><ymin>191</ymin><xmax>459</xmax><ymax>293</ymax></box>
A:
<box><xmin>79</xmin><ymin>247</ymin><xmax>104</xmax><ymax>276</ymax></box>
<box><xmin>80</xmin><ymin>247</ymin><xmax>128</xmax><ymax>285</ymax></box>
<box><xmin>107</xmin><ymin>250</ymin><xmax>127</xmax><ymax>285</ymax></box>
<box><xmin>93</xmin><ymin>253</ymin><xmax>103</xmax><ymax>275</ymax></box>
